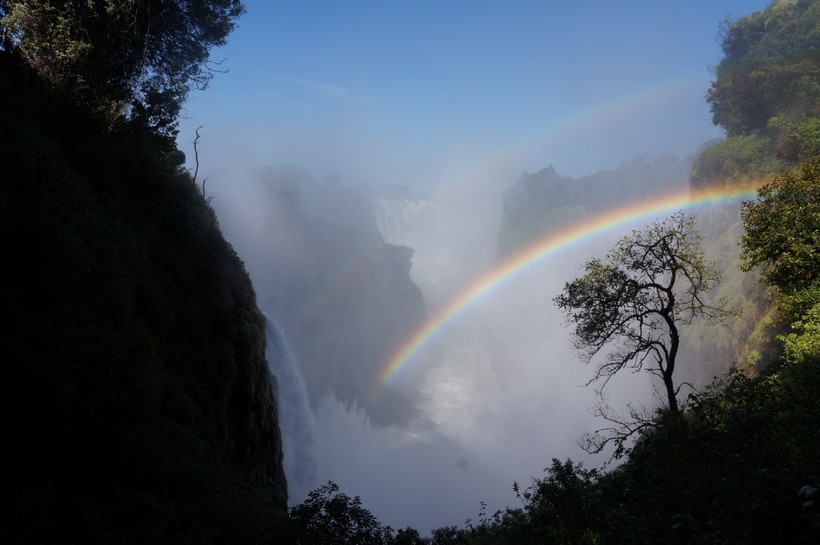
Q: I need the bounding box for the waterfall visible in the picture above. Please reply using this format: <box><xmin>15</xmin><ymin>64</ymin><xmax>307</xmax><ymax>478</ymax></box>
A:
<box><xmin>373</xmin><ymin>197</ymin><xmax>435</xmax><ymax>244</ymax></box>
<box><xmin>264</xmin><ymin>314</ymin><xmax>319</xmax><ymax>503</ymax></box>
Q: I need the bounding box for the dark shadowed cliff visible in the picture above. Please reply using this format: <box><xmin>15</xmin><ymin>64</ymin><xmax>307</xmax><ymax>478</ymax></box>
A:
<box><xmin>0</xmin><ymin>53</ymin><xmax>287</xmax><ymax>544</ymax></box>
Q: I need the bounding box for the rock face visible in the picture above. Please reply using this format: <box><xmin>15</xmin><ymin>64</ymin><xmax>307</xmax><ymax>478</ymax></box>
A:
<box><xmin>498</xmin><ymin>155</ymin><xmax>692</xmax><ymax>257</ymax></box>
<box><xmin>0</xmin><ymin>56</ymin><xmax>287</xmax><ymax>542</ymax></box>
<box><xmin>218</xmin><ymin>166</ymin><xmax>429</xmax><ymax>426</ymax></box>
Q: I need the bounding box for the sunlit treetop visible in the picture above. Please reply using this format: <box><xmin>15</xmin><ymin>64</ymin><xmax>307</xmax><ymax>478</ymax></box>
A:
<box><xmin>707</xmin><ymin>0</ymin><xmax>820</xmax><ymax>136</ymax></box>
<box><xmin>741</xmin><ymin>157</ymin><xmax>820</xmax><ymax>294</ymax></box>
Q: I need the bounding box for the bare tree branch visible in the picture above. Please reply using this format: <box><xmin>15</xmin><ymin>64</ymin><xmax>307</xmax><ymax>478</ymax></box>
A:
<box><xmin>190</xmin><ymin>125</ymin><xmax>212</xmax><ymax>203</ymax></box>
<box><xmin>192</xmin><ymin>125</ymin><xmax>203</xmax><ymax>185</ymax></box>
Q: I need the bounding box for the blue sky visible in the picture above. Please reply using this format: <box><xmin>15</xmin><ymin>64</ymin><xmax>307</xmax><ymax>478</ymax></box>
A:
<box><xmin>178</xmin><ymin>0</ymin><xmax>772</xmax><ymax>189</ymax></box>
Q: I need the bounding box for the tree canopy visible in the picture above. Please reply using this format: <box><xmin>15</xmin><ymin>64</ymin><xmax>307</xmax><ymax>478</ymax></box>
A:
<box><xmin>707</xmin><ymin>0</ymin><xmax>820</xmax><ymax>137</ymax></box>
<box><xmin>287</xmin><ymin>482</ymin><xmax>392</xmax><ymax>545</ymax></box>
<box><xmin>0</xmin><ymin>0</ymin><xmax>244</xmax><ymax>136</ymax></box>
<box><xmin>740</xmin><ymin>157</ymin><xmax>820</xmax><ymax>295</ymax></box>
<box><xmin>691</xmin><ymin>0</ymin><xmax>820</xmax><ymax>186</ymax></box>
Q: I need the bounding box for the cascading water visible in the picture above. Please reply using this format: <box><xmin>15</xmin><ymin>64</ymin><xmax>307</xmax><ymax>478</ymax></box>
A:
<box><xmin>373</xmin><ymin>197</ymin><xmax>435</xmax><ymax>245</ymax></box>
<box><xmin>264</xmin><ymin>314</ymin><xmax>319</xmax><ymax>503</ymax></box>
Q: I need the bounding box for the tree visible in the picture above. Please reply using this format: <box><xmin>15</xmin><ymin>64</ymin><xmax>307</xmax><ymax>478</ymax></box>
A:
<box><xmin>0</xmin><ymin>0</ymin><xmax>244</xmax><ymax>136</ymax></box>
<box><xmin>740</xmin><ymin>157</ymin><xmax>820</xmax><ymax>295</ymax></box>
<box><xmin>429</xmin><ymin>526</ymin><xmax>465</xmax><ymax>545</ymax></box>
<box><xmin>706</xmin><ymin>0</ymin><xmax>820</xmax><ymax>137</ymax></box>
<box><xmin>391</xmin><ymin>527</ymin><xmax>429</xmax><ymax>545</ymax></box>
<box><xmin>288</xmin><ymin>481</ymin><xmax>392</xmax><ymax>545</ymax></box>
<box><xmin>741</xmin><ymin>158</ymin><xmax>820</xmax><ymax>369</ymax></box>
<box><xmin>516</xmin><ymin>459</ymin><xmax>602</xmax><ymax>545</ymax></box>
<box><xmin>554</xmin><ymin>211</ymin><xmax>732</xmax><ymax>415</ymax></box>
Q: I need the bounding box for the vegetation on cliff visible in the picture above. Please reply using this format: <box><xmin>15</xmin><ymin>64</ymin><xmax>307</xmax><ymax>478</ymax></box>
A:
<box><xmin>691</xmin><ymin>0</ymin><xmax>820</xmax><ymax>185</ymax></box>
<box><xmin>683</xmin><ymin>0</ymin><xmax>820</xmax><ymax>375</ymax></box>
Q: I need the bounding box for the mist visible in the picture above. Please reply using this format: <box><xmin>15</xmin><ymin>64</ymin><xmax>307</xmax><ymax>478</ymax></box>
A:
<box><xmin>174</xmin><ymin>0</ymin><xmax>771</xmax><ymax>533</ymax></box>
<box><xmin>198</xmin><ymin>157</ymin><xmax>684</xmax><ymax>531</ymax></box>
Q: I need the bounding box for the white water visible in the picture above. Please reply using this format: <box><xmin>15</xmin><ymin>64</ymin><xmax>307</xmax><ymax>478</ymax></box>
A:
<box><xmin>373</xmin><ymin>197</ymin><xmax>436</xmax><ymax>246</ymax></box>
<box><xmin>264</xmin><ymin>315</ymin><xmax>320</xmax><ymax>503</ymax></box>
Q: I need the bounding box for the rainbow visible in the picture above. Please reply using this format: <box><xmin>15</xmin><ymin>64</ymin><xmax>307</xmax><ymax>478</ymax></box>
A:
<box><xmin>377</xmin><ymin>182</ymin><xmax>761</xmax><ymax>387</ymax></box>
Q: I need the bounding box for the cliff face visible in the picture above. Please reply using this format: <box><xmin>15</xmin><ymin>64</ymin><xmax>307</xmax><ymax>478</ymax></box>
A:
<box><xmin>498</xmin><ymin>155</ymin><xmax>692</xmax><ymax>257</ymax></box>
<box><xmin>0</xmin><ymin>55</ymin><xmax>287</xmax><ymax>543</ymax></box>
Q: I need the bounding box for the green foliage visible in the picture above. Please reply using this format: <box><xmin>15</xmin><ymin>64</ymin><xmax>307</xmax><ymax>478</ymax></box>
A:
<box><xmin>692</xmin><ymin>0</ymin><xmax>820</xmax><ymax>185</ymax></box>
<box><xmin>740</xmin><ymin>157</ymin><xmax>820</xmax><ymax>295</ymax></box>
<box><xmin>778</xmin><ymin>279</ymin><xmax>820</xmax><ymax>325</ymax></box>
<box><xmin>514</xmin><ymin>459</ymin><xmax>602</xmax><ymax>545</ymax></box>
<box><xmin>424</xmin><ymin>460</ymin><xmax>604</xmax><ymax>545</ymax></box>
<box><xmin>689</xmin><ymin>134</ymin><xmax>789</xmax><ymax>186</ymax></box>
<box><xmin>737</xmin><ymin>305</ymin><xmax>787</xmax><ymax>370</ymax></box>
<box><xmin>0</xmin><ymin>0</ymin><xmax>245</xmax><ymax>136</ymax></box>
<box><xmin>707</xmin><ymin>0</ymin><xmax>820</xmax><ymax>137</ymax></box>
<box><xmin>616</xmin><ymin>356</ymin><xmax>820</xmax><ymax>545</ymax></box>
<box><xmin>781</xmin><ymin>302</ymin><xmax>820</xmax><ymax>364</ymax></box>
<box><xmin>392</xmin><ymin>527</ymin><xmax>429</xmax><ymax>545</ymax></box>
<box><xmin>688</xmin><ymin>0</ymin><xmax>820</xmax><ymax>366</ymax></box>
<box><xmin>778</xmin><ymin>117</ymin><xmax>820</xmax><ymax>161</ymax></box>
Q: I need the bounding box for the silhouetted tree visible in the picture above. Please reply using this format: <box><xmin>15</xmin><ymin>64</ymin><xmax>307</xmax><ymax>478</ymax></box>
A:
<box><xmin>289</xmin><ymin>481</ymin><xmax>391</xmax><ymax>545</ymax></box>
<box><xmin>555</xmin><ymin>211</ymin><xmax>732</xmax><ymax>415</ymax></box>
<box><xmin>391</xmin><ymin>527</ymin><xmax>429</xmax><ymax>545</ymax></box>
<box><xmin>516</xmin><ymin>459</ymin><xmax>601</xmax><ymax>545</ymax></box>
<box><xmin>429</xmin><ymin>526</ymin><xmax>466</xmax><ymax>545</ymax></box>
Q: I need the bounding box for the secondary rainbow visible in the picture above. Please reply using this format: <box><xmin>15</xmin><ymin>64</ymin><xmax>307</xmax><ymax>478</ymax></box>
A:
<box><xmin>377</xmin><ymin>182</ymin><xmax>761</xmax><ymax>387</ymax></box>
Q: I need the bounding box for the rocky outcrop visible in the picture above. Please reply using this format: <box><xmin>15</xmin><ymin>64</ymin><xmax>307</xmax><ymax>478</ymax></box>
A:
<box><xmin>498</xmin><ymin>155</ymin><xmax>692</xmax><ymax>257</ymax></box>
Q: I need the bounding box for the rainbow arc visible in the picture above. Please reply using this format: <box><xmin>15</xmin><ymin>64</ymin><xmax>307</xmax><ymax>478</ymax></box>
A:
<box><xmin>376</xmin><ymin>182</ymin><xmax>761</xmax><ymax>389</ymax></box>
